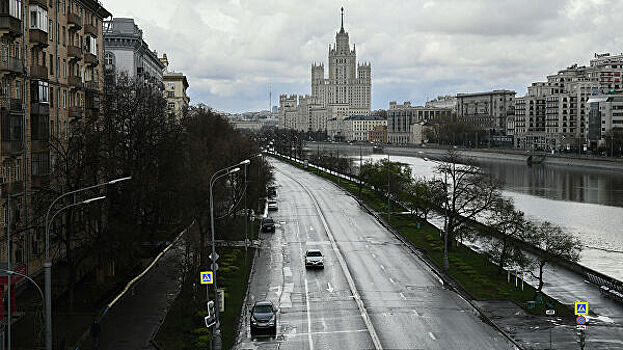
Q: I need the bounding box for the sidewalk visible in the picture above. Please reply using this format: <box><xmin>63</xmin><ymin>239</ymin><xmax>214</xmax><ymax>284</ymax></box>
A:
<box><xmin>76</xmin><ymin>242</ymin><xmax>185</xmax><ymax>350</ymax></box>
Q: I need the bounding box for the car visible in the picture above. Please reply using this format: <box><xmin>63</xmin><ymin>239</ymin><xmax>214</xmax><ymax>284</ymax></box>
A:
<box><xmin>268</xmin><ymin>200</ymin><xmax>278</xmax><ymax>211</ymax></box>
<box><xmin>305</xmin><ymin>249</ymin><xmax>324</xmax><ymax>269</ymax></box>
<box><xmin>250</xmin><ymin>301</ymin><xmax>278</xmax><ymax>337</ymax></box>
<box><xmin>261</xmin><ymin>218</ymin><xmax>275</xmax><ymax>233</ymax></box>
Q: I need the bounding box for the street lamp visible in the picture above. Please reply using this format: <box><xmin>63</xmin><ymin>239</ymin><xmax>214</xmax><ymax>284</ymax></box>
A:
<box><xmin>243</xmin><ymin>154</ymin><xmax>263</xmax><ymax>255</ymax></box>
<box><xmin>421</xmin><ymin>153</ymin><xmax>450</xmax><ymax>271</ymax></box>
<box><xmin>208</xmin><ymin>160</ymin><xmax>247</xmax><ymax>349</ymax></box>
<box><xmin>43</xmin><ymin>176</ymin><xmax>130</xmax><ymax>350</ymax></box>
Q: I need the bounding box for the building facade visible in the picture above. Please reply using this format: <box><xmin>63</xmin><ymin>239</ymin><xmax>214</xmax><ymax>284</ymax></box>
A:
<box><xmin>103</xmin><ymin>18</ymin><xmax>164</xmax><ymax>86</ymax></box>
<box><xmin>425</xmin><ymin>95</ymin><xmax>457</xmax><ymax>112</ymax></box>
<box><xmin>456</xmin><ymin>90</ymin><xmax>515</xmax><ymax>135</ymax></box>
<box><xmin>0</xmin><ymin>0</ymin><xmax>110</xmax><ymax>275</ymax></box>
<box><xmin>387</xmin><ymin>101</ymin><xmax>452</xmax><ymax>144</ymax></box>
<box><xmin>159</xmin><ymin>53</ymin><xmax>189</xmax><ymax>119</ymax></box>
<box><xmin>587</xmin><ymin>94</ymin><xmax>623</xmax><ymax>147</ymax></box>
<box><xmin>279</xmin><ymin>8</ymin><xmax>371</xmax><ymax>131</ymax></box>
<box><xmin>368</xmin><ymin>125</ymin><xmax>387</xmax><ymax>143</ymax></box>
<box><xmin>342</xmin><ymin>115</ymin><xmax>386</xmax><ymax>141</ymax></box>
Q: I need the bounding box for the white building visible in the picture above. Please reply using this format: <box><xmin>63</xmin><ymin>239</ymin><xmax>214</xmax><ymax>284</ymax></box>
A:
<box><xmin>387</xmin><ymin>101</ymin><xmax>452</xmax><ymax>144</ymax></box>
<box><xmin>587</xmin><ymin>94</ymin><xmax>623</xmax><ymax>147</ymax></box>
<box><xmin>426</xmin><ymin>95</ymin><xmax>457</xmax><ymax>112</ymax></box>
<box><xmin>279</xmin><ymin>8</ymin><xmax>371</xmax><ymax>131</ymax></box>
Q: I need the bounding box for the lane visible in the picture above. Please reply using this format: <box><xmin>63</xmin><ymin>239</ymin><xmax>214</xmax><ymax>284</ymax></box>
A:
<box><xmin>274</xmin><ymin>159</ymin><xmax>518</xmax><ymax>350</ymax></box>
<box><xmin>235</xmin><ymin>167</ymin><xmax>374</xmax><ymax>350</ymax></box>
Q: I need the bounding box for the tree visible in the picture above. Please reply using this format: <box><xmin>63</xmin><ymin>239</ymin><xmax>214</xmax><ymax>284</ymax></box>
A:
<box><xmin>483</xmin><ymin>198</ymin><xmax>531</xmax><ymax>274</ymax></box>
<box><xmin>433</xmin><ymin>150</ymin><xmax>501</xmax><ymax>269</ymax></box>
<box><xmin>360</xmin><ymin>159</ymin><xmax>412</xmax><ymax>198</ymax></box>
<box><xmin>400</xmin><ymin>179</ymin><xmax>445</xmax><ymax>221</ymax></box>
<box><xmin>527</xmin><ymin>221</ymin><xmax>582</xmax><ymax>292</ymax></box>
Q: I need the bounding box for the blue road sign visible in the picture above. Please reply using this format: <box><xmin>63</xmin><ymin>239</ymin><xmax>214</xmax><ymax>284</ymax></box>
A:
<box><xmin>574</xmin><ymin>301</ymin><xmax>589</xmax><ymax>315</ymax></box>
<box><xmin>200</xmin><ymin>271</ymin><xmax>213</xmax><ymax>285</ymax></box>
<box><xmin>576</xmin><ymin>315</ymin><xmax>587</xmax><ymax>325</ymax></box>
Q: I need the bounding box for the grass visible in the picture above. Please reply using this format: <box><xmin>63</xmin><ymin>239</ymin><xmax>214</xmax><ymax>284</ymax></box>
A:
<box><xmin>273</xmin><ymin>154</ymin><xmax>574</xmax><ymax>319</ymax></box>
<box><xmin>155</xmin><ymin>243</ymin><xmax>256</xmax><ymax>350</ymax></box>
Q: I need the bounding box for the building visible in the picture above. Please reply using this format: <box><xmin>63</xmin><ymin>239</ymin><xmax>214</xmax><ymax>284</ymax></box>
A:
<box><xmin>279</xmin><ymin>8</ymin><xmax>371</xmax><ymax>131</ymax></box>
<box><xmin>159</xmin><ymin>53</ymin><xmax>189</xmax><ymax>119</ymax></box>
<box><xmin>587</xmin><ymin>93</ymin><xmax>623</xmax><ymax>147</ymax></box>
<box><xmin>369</xmin><ymin>125</ymin><xmax>387</xmax><ymax>143</ymax></box>
<box><xmin>514</xmin><ymin>54</ymin><xmax>623</xmax><ymax>151</ymax></box>
<box><xmin>0</xmin><ymin>0</ymin><xmax>111</xmax><ymax>276</ymax></box>
<box><xmin>342</xmin><ymin>115</ymin><xmax>386</xmax><ymax>141</ymax></box>
<box><xmin>426</xmin><ymin>95</ymin><xmax>457</xmax><ymax>112</ymax></box>
<box><xmin>103</xmin><ymin>18</ymin><xmax>164</xmax><ymax>86</ymax></box>
<box><xmin>387</xmin><ymin>101</ymin><xmax>452</xmax><ymax>144</ymax></box>
<box><xmin>456</xmin><ymin>90</ymin><xmax>515</xmax><ymax>135</ymax></box>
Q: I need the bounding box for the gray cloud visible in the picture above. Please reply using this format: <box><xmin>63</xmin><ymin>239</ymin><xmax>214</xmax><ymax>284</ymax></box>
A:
<box><xmin>102</xmin><ymin>0</ymin><xmax>623</xmax><ymax>112</ymax></box>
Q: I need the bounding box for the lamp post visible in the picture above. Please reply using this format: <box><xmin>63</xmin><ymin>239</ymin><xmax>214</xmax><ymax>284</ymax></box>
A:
<box><xmin>244</xmin><ymin>154</ymin><xmax>262</xmax><ymax>257</ymax></box>
<box><xmin>421</xmin><ymin>154</ymin><xmax>450</xmax><ymax>271</ymax></box>
<box><xmin>2</xmin><ymin>268</ymin><xmax>45</xmax><ymax>350</ymax></box>
<box><xmin>43</xmin><ymin>177</ymin><xmax>130</xmax><ymax>350</ymax></box>
<box><xmin>6</xmin><ymin>191</ymin><xmax>23</xmax><ymax>350</ymax></box>
<box><xmin>386</xmin><ymin>153</ymin><xmax>390</xmax><ymax>223</ymax></box>
<box><xmin>209</xmin><ymin>160</ymin><xmax>248</xmax><ymax>349</ymax></box>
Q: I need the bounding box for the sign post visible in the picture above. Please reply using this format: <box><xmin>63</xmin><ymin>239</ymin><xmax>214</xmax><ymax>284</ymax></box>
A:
<box><xmin>546</xmin><ymin>309</ymin><xmax>555</xmax><ymax>349</ymax></box>
<box><xmin>200</xmin><ymin>271</ymin><xmax>214</xmax><ymax>285</ymax></box>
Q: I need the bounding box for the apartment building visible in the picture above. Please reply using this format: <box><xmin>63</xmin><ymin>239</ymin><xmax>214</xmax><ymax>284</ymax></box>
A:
<box><xmin>103</xmin><ymin>17</ymin><xmax>164</xmax><ymax>86</ymax></box>
<box><xmin>456</xmin><ymin>90</ymin><xmax>515</xmax><ymax>135</ymax></box>
<box><xmin>368</xmin><ymin>125</ymin><xmax>387</xmax><ymax>143</ymax></box>
<box><xmin>387</xmin><ymin>101</ymin><xmax>451</xmax><ymax>144</ymax></box>
<box><xmin>0</xmin><ymin>0</ymin><xmax>110</xmax><ymax>274</ymax></box>
<box><xmin>587</xmin><ymin>93</ymin><xmax>623</xmax><ymax>147</ymax></box>
<box><xmin>342</xmin><ymin>115</ymin><xmax>386</xmax><ymax>141</ymax></box>
<box><xmin>159</xmin><ymin>53</ymin><xmax>189</xmax><ymax>119</ymax></box>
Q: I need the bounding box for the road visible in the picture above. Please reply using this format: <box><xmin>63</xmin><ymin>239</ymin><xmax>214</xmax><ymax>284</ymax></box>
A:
<box><xmin>235</xmin><ymin>159</ymin><xmax>517</xmax><ymax>350</ymax></box>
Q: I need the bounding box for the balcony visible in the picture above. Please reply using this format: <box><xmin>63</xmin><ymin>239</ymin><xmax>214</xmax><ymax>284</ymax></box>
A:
<box><xmin>84</xmin><ymin>80</ymin><xmax>99</xmax><ymax>91</ymax></box>
<box><xmin>0</xmin><ymin>180</ymin><xmax>24</xmax><ymax>195</ymax></box>
<box><xmin>84</xmin><ymin>53</ymin><xmax>98</xmax><ymax>66</ymax></box>
<box><xmin>67</xmin><ymin>45</ymin><xmax>82</xmax><ymax>61</ymax></box>
<box><xmin>0</xmin><ymin>13</ymin><xmax>22</xmax><ymax>38</ymax></box>
<box><xmin>68</xmin><ymin>75</ymin><xmax>83</xmax><ymax>89</ymax></box>
<box><xmin>28</xmin><ymin>0</ymin><xmax>48</xmax><ymax>9</ymax></box>
<box><xmin>85</xmin><ymin>93</ymin><xmax>100</xmax><ymax>110</ymax></box>
<box><xmin>84</xmin><ymin>23</ymin><xmax>97</xmax><ymax>37</ymax></box>
<box><xmin>67</xmin><ymin>13</ymin><xmax>82</xmax><ymax>30</ymax></box>
<box><xmin>69</xmin><ymin>106</ymin><xmax>83</xmax><ymax>119</ymax></box>
<box><xmin>31</xmin><ymin>102</ymin><xmax>49</xmax><ymax>115</ymax></box>
<box><xmin>0</xmin><ymin>56</ymin><xmax>23</xmax><ymax>75</ymax></box>
<box><xmin>29</xmin><ymin>28</ymin><xmax>48</xmax><ymax>47</ymax></box>
<box><xmin>1</xmin><ymin>140</ymin><xmax>23</xmax><ymax>155</ymax></box>
<box><xmin>30</xmin><ymin>64</ymin><xmax>48</xmax><ymax>80</ymax></box>
<box><xmin>7</xmin><ymin>98</ymin><xmax>22</xmax><ymax>113</ymax></box>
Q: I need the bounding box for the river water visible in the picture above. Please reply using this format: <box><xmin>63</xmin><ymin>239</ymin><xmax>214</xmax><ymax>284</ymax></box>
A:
<box><xmin>360</xmin><ymin>154</ymin><xmax>623</xmax><ymax>281</ymax></box>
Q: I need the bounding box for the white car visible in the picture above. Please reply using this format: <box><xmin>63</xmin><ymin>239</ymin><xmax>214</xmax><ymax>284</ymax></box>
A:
<box><xmin>268</xmin><ymin>200</ymin><xmax>278</xmax><ymax>211</ymax></box>
<box><xmin>305</xmin><ymin>249</ymin><xmax>324</xmax><ymax>269</ymax></box>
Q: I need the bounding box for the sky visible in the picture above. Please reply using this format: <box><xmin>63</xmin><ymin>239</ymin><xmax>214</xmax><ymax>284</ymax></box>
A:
<box><xmin>102</xmin><ymin>0</ymin><xmax>623</xmax><ymax>113</ymax></box>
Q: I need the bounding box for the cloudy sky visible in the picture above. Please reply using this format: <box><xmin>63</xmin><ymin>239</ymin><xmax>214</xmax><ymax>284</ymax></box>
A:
<box><xmin>103</xmin><ymin>0</ymin><xmax>623</xmax><ymax>113</ymax></box>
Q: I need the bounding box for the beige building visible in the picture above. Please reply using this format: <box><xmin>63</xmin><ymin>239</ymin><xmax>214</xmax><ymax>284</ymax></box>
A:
<box><xmin>0</xmin><ymin>0</ymin><xmax>111</xmax><ymax>274</ymax></box>
<box><xmin>343</xmin><ymin>115</ymin><xmax>386</xmax><ymax>141</ymax></box>
<box><xmin>279</xmin><ymin>8</ymin><xmax>371</xmax><ymax>131</ymax></box>
<box><xmin>387</xmin><ymin>101</ymin><xmax>451</xmax><ymax>144</ymax></box>
<box><xmin>160</xmin><ymin>53</ymin><xmax>189</xmax><ymax>119</ymax></box>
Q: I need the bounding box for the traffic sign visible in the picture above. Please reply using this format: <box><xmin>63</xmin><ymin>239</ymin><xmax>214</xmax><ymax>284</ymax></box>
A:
<box><xmin>212</xmin><ymin>262</ymin><xmax>219</xmax><ymax>271</ymax></box>
<box><xmin>576</xmin><ymin>315</ymin><xmax>587</xmax><ymax>325</ymax></box>
<box><xmin>575</xmin><ymin>301</ymin><xmax>589</xmax><ymax>315</ymax></box>
<box><xmin>209</xmin><ymin>252</ymin><xmax>220</xmax><ymax>262</ymax></box>
<box><xmin>546</xmin><ymin>309</ymin><xmax>556</xmax><ymax>316</ymax></box>
<box><xmin>200</xmin><ymin>271</ymin><xmax>213</xmax><ymax>285</ymax></box>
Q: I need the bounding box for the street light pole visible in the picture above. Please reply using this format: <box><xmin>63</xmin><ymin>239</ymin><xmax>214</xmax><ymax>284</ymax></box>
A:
<box><xmin>421</xmin><ymin>154</ymin><xmax>450</xmax><ymax>271</ymax></box>
<box><xmin>208</xmin><ymin>160</ymin><xmax>248</xmax><ymax>349</ymax></box>
<box><xmin>43</xmin><ymin>177</ymin><xmax>130</xmax><ymax>350</ymax></box>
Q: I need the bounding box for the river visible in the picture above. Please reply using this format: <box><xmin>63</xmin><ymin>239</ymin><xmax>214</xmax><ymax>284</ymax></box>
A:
<box><xmin>359</xmin><ymin>154</ymin><xmax>623</xmax><ymax>281</ymax></box>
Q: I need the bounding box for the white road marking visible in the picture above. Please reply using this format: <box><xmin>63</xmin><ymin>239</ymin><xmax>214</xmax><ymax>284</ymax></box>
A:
<box><xmin>399</xmin><ymin>292</ymin><xmax>406</xmax><ymax>300</ymax></box>
<box><xmin>304</xmin><ymin>278</ymin><xmax>314</xmax><ymax>350</ymax></box>
<box><xmin>291</xmin><ymin>329</ymin><xmax>369</xmax><ymax>337</ymax></box>
<box><xmin>428</xmin><ymin>332</ymin><xmax>437</xmax><ymax>341</ymax></box>
<box><xmin>412</xmin><ymin>309</ymin><xmax>419</xmax><ymax>317</ymax></box>
<box><xmin>379</xmin><ymin>264</ymin><xmax>385</xmax><ymax>271</ymax></box>
<box><xmin>371</xmin><ymin>253</ymin><xmax>377</xmax><ymax>258</ymax></box>
<box><xmin>327</xmin><ymin>282</ymin><xmax>335</xmax><ymax>293</ymax></box>
<box><xmin>389</xmin><ymin>278</ymin><xmax>395</xmax><ymax>284</ymax></box>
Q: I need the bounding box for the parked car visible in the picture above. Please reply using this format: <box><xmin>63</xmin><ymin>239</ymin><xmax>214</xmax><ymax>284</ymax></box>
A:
<box><xmin>250</xmin><ymin>301</ymin><xmax>278</xmax><ymax>337</ymax></box>
<box><xmin>261</xmin><ymin>218</ymin><xmax>275</xmax><ymax>233</ymax></box>
<box><xmin>305</xmin><ymin>249</ymin><xmax>324</xmax><ymax>269</ymax></box>
<box><xmin>268</xmin><ymin>200</ymin><xmax>278</xmax><ymax>211</ymax></box>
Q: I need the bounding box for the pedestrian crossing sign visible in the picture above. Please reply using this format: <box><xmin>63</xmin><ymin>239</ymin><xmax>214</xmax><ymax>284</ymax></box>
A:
<box><xmin>574</xmin><ymin>301</ymin><xmax>588</xmax><ymax>315</ymax></box>
<box><xmin>200</xmin><ymin>271</ymin><xmax>213</xmax><ymax>285</ymax></box>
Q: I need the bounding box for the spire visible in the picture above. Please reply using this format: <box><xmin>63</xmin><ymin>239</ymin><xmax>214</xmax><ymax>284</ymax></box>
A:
<box><xmin>339</xmin><ymin>7</ymin><xmax>345</xmax><ymax>34</ymax></box>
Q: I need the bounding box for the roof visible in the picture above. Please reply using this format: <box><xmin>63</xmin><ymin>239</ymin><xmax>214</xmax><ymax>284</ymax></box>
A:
<box><xmin>344</xmin><ymin>115</ymin><xmax>385</xmax><ymax>121</ymax></box>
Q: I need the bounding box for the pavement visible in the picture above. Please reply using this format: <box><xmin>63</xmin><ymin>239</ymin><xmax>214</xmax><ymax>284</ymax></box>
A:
<box><xmin>235</xmin><ymin>159</ymin><xmax>518</xmax><ymax>350</ymax></box>
<box><xmin>76</xmin><ymin>240</ymin><xmax>185</xmax><ymax>350</ymax></box>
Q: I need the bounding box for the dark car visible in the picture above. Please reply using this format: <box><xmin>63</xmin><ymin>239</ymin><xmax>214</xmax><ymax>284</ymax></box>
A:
<box><xmin>250</xmin><ymin>301</ymin><xmax>278</xmax><ymax>337</ymax></box>
<box><xmin>261</xmin><ymin>218</ymin><xmax>275</xmax><ymax>233</ymax></box>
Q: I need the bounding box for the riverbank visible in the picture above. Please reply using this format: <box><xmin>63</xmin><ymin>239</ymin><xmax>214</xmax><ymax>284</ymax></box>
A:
<box><xmin>303</xmin><ymin>141</ymin><xmax>623</xmax><ymax>171</ymax></box>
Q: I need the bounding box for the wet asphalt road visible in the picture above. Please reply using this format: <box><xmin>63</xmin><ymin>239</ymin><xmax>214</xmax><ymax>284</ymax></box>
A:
<box><xmin>235</xmin><ymin>159</ymin><xmax>518</xmax><ymax>350</ymax></box>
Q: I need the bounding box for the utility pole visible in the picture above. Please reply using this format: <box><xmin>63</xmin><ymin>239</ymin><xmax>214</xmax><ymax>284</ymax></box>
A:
<box><xmin>358</xmin><ymin>145</ymin><xmax>362</xmax><ymax>198</ymax></box>
<box><xmin>386</xmin><ymin>153</ymin><xmax>390</xmax><ymax>224</ymax></box>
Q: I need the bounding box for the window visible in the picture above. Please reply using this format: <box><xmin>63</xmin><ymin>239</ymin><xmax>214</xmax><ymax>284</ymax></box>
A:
<box><xmin>167</xmin><ymin>91</ymin><xmax>175</xmax><ymax>98</ymax></box>
<box><xmin>49</xmin><ymin>54</ymin><xmax>53</xmax><ymax>75</ymax></box>
<box><xmin>49</xmin><ymin>19</ymin><xmax>53</xmax><ymax>40</ymax></box>
<box><xmin>9</xmin><ymin>0</ymin><xmax>21</xmax><ymax>19</ymax></box>
<box><xmin>167</xmin><ymin>102</ymin><xmax>175</xmax><ymax>109</ymax></box>
<box><xmin>62</xmin><ymin>26</ymin><xmax>66</xmax><ymax>46</ymax></box>
<box><xmin>63</xmin><ymin>89</ymin><xmax>66</xmax><ymax>108</ymax></box>
<box><xmin>86</xmin><ymin>36</ymin><xmax>97</xmax><ymax>55</ymax></box>
<box><xmin>29</xmin><ymin>5</ymin><xmax>49</xmax><ymax>32</ymax></box>
<box><xmin>31</xmin><ymin>81</ymin><xmax>49</xmax><ymax>103</ymax></box>
<box><xmin>104</xmin><ymin>52</ymin><xmax>114</xmax><ymax>66</ymax></box>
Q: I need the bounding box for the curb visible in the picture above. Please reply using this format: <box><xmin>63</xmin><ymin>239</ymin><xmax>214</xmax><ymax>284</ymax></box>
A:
<box><xmin>234</xmin><ymin>224</ymin><xmax>262</xmax><ymax>346</ymax></box>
